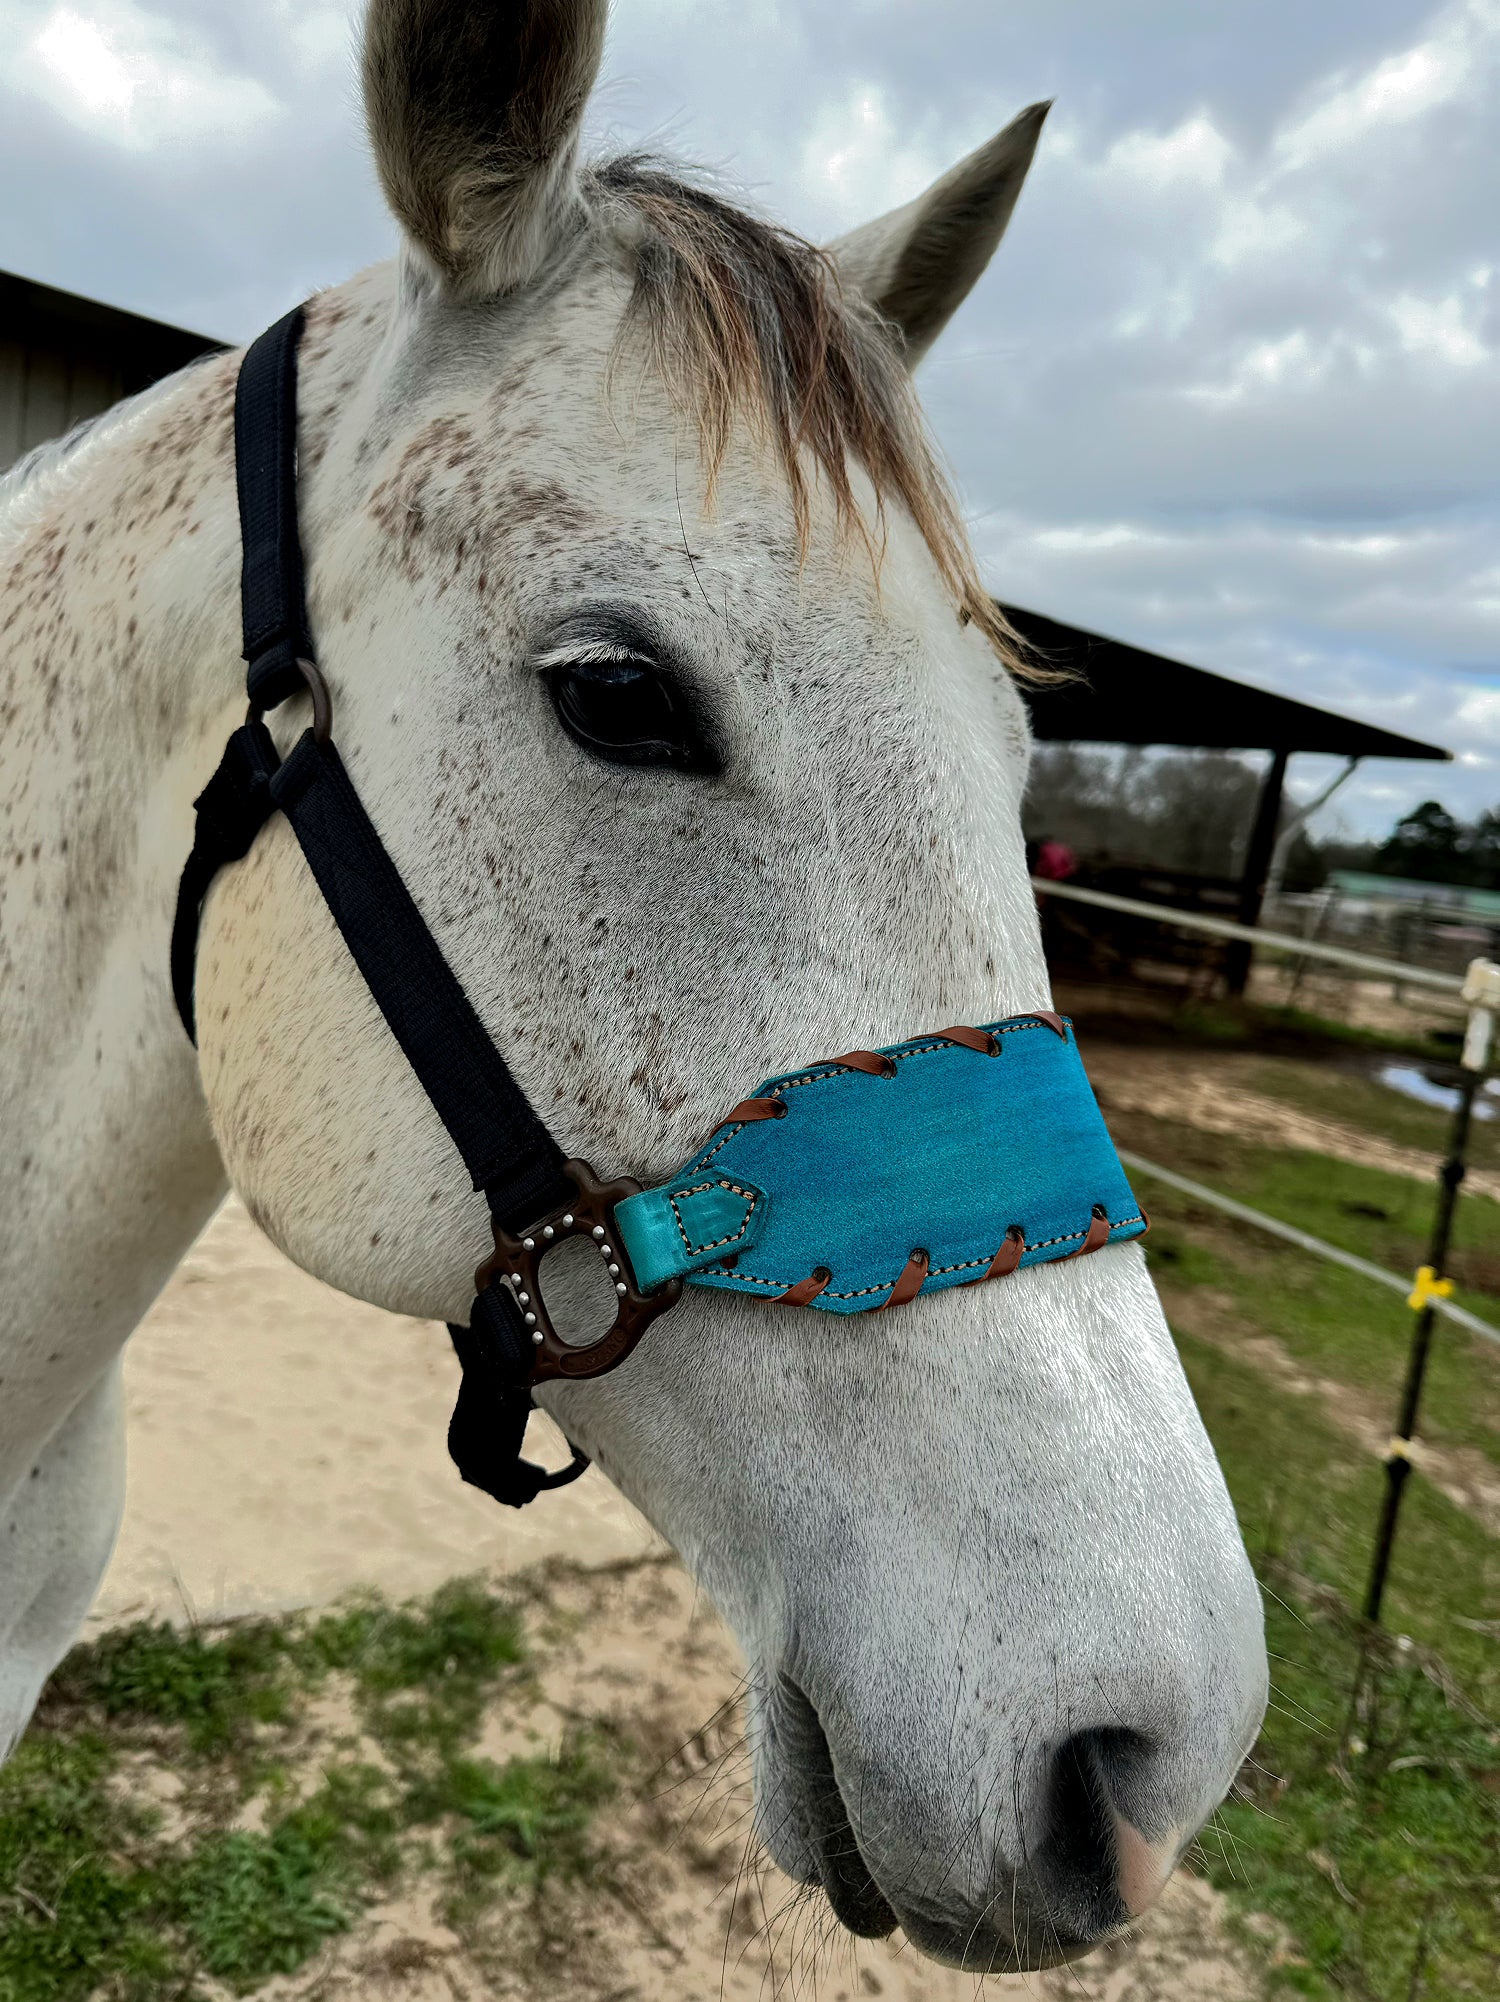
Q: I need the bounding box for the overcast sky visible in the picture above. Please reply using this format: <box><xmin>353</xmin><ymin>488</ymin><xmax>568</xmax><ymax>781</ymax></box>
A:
<box><xmin>2</xmin><ymin>0</ymin><xmax>1495</xmax><ymax>840</ymax></box>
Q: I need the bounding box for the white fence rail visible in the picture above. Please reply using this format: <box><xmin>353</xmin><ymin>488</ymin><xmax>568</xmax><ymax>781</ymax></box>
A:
<box><xmin>1120</xmin><ymin>1150</ymin><xmax>1500</xmax><ymax>1352</ymax></box>
<box><xmin>1032</xmin><ymin>877</ymin><xmax>1467</xmax><ymax>997</ymax></box>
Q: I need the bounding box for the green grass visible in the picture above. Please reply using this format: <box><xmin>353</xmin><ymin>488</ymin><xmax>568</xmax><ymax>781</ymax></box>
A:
<box><xmin>1240</xmin><ymin>1054</ymin><xmax>1500</xmax><ymax>1176</ymax></box>
<box><xmin>45</xmin><ymin>1615</ymin><xmax>296</xmax><ymax>1756</ymax></box>
<box><xmin>1117</xmin><ymin>1072</ymin><xmax>1500</xmax><ymax>1997</ymax></box>
<box><xmin>45</xmin><ymin>1576</ymin><xmax>526</xmax><ymax>1762</ymax></box>
<box><xmin>1099</xmin><ymin>1069</ymin><xmax>1500</xmax><ymax>1996</ymax></box>
<box><xmin>0</xmin><ymin>1578</ymin><xmax>622</xmax><ymax>2000</ymax></box>
<box><xmin>1121</xmin><ymin>1110</ymin><xmax>1500</xmax><ymax>1469</ymax></box>
<box><xmin>1175</xmin><ymin>1329</ymin><xmax>1500</xmax><ymax>2000</ymax></box>
<box><xmin>1177</xmin><ymin>997</ymin><xmax>1460</xmax><ymax>1064</ymax></box>
<box><xmin>1065</xmin><ymin>989</ymin><xmax>1461</xmax><ymax>1064</ymax></box>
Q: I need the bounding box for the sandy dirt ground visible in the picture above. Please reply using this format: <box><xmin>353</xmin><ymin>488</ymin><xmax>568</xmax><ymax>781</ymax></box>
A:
<box><xmin>1084</xmin><ymin>1043</ymin><xmax>1500</xmax><ymax>1204</ymax></box>
<box><xmin>96</xmin><ymin>1201</ymin><xmax>1269</xmax><ymax>2000</ymax></box>
<box><xmin>94</xmin><ymin>1199</ymin><xmax>666</xmax><ymax>1631</ymax></box>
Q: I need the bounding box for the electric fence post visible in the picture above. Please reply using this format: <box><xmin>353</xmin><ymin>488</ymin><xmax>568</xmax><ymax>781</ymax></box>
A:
<box><xmin>1363</xmin><ymin>957</ymin><xmax>1500</xmax><ymax>1626</ymax></box>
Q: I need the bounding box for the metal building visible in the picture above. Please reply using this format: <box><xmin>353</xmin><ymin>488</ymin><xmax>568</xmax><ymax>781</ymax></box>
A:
<box><xmin>0</xmin><ymin>266</ymin><xmax>222</xmax><ymax>475</ymax></box>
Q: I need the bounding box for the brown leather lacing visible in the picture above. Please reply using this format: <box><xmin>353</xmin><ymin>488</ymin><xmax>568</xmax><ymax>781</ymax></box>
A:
<box><xmin>722</xmin><ymin>1096</ymin><xmax>788</xmax><ymax>1124</ymax></box>
<box><xmin>937</xmin><ymin>1025</ymin><xmax>1001</xmax><ymax>1055</ymax></box>
<box><xmin>706</xmin><ymin>1024</ymin><xmax>1119</xmax><ymax>1308</ymax></box>
<box><xmin>834</xmin><ymin>1049</ymin><xmax>898</xmax><ymax>1077</ymax></box>
<box><xmin>985</xmin><ymin>1225</ymin><xmax>1026</xmax><ymax>1279</ymax></box>
<box><xmin>880</xmin><ymin>1247</ymin><xmax>930</xmax><ymax>1311</ymax></box>
<box><xmin>776</xmin><ymin>1266</ymin><xmax>832</xmax><ymax>1306</ymax></box>
<box><xmin>1067</xmin><ymin>1206</ymin><xmax>1112</xmax><ymax>1258</ymax></box>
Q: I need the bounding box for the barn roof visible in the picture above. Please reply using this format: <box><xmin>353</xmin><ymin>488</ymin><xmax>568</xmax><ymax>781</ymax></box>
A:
<box><xmin>1004</xmin><ymin>603</ymin><xmax>1451</xmax><ymax>763</ymax></box>
<box><xmin>0</xmin><ymin>267</ymin><xmax>224</xmax><ymax>391</ymax></box>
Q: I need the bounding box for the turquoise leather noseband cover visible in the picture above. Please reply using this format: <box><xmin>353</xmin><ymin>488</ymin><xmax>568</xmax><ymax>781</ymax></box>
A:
<box><xmin>614</xmin><ymin>1014</ymin><xmax>1147</xmax><ymax>1315</ymax></box>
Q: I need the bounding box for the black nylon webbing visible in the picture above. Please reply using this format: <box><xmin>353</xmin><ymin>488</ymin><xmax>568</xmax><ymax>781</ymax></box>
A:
<box><xmin>236</xmin><ymin>307</ymin><xmax>316</xmax><ymax>710</ymax></box>
<box><xmin>449</xmin><ymin>1293</ymin><xmax>590</xmax><ymax>1508</ymax></box>
<box><xmin>170</xmin><ymin>719</ymin><xmax>282</xmax><ymax>1041</ymax></box>
<box><xmin>171</xmin><ymin>301</ymin><xmax>593</xmax><ymax>1508</ymax></box>
<box><xmin>269</xmin><ymin>732</ymin><xmax>571</xmax><ymax>1231</ymax></box>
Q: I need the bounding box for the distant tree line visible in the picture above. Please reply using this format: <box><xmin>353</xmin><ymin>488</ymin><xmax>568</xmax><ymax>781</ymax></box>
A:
<box><xmin>1024</xmin><ymin>745</ymin><xmax>1264</xmax><ymax>879</ymax></box>
<box><xmin>1366</xmin><ymin>801</ymin><xmax>1500</xmax><ymax>890</ymax></box>
<box><xmin>1025</xmin><ymin>747</ymin><xmax>1494</xmax><ymax>893</ymax></box>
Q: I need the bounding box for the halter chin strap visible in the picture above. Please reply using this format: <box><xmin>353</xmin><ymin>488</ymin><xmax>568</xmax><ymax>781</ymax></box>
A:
<box><xmin>172</xmin><ymin>305</ymin><xmax>586</xmax><ymax>1509</ymax></box>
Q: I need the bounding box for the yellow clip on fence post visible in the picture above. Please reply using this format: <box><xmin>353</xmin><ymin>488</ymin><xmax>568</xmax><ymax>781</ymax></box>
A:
<box><xmin>1366</xmin><ymin>958</ymin><xmax>1491</xmax><ymax>1626</ymax></box>
<box><xmin>1407</xmin><ymin>1266</ymin><xmax>1454</xmax><ymax>1313</ymax></box>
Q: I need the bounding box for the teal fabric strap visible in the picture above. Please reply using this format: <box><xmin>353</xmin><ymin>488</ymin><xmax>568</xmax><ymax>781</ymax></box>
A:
<box><xmin>614</xmin><ymin>1014</ymin><xmax>1146</xmax><ymax>1316</ymax></box>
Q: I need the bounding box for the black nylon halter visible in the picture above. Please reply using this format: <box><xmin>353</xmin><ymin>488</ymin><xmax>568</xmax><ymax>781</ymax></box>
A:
<box><xmin>171</xmin><ymin>304</ymin><xmax>589</xmax><ymax>1509</ymax></box>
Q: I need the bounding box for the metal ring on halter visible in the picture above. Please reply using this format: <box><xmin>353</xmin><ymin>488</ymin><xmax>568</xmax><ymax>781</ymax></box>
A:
<box><xmin>475</xmin><ymin>1158</ymin><xmax>684</xmax><ymax>1386</ymax></box>
<box><xmin>248</xmin><ymin>656</ymin><xmax>333</xmax><ymax>745</ymax></box>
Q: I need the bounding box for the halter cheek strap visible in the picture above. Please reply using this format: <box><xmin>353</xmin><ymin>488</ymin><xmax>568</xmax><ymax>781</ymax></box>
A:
<box><xmin>173</xmin><ymin>305</ymin><xmax>586</xmax><ymax>1509</ymax></box>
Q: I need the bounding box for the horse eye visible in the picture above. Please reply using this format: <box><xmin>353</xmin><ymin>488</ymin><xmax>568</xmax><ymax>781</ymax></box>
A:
<box><xmin>543</xmin><ymin>654</ymin><xmax>720</xmax><ymax>774</ymax></box>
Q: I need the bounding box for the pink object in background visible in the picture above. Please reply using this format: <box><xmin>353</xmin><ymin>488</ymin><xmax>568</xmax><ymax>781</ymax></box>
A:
<box><xmin>1034</xmin><ymin>839</ymin><xmax>1077</xmax><ymax>881</ymax></box>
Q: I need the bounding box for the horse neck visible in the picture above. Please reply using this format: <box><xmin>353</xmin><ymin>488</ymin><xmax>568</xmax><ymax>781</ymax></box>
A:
<box><xmin>0</xmin><ymin>269</ymin><xmax>393</xmax><ymax>1421</ymax></box>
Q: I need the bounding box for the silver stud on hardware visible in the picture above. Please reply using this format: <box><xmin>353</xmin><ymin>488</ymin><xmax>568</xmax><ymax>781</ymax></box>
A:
<box><xmin>531</xmin><ymin>1329</ymin><xmax>544</xmax><ymax>1346</ymax></box>
<box><xmin>542</xmin><ymin>1225</ymin><xmax>554</xmax><ymax>1240</ymax></box>
<box><xmin>510</xmin><ymin>1272</ymin><xmax>522</xmax><ymax>1286</ymax></box>
<box><xmin>523</xmin><ymin>1237</ymin><xmax>535</xmax><ymax>1250</ymax></box>
<box><xmin>601</xmin><ymin>1244</ymin><xmax>614</xmax><ymax>1260</ymax></box>
<box><xmin>524</xmin><ymin>1312</ymin><xmax>537</xmax><ymax>1327</ymax></box>
<box><xmin>517</xmin><ymin>1291</ymin><xmax>530</xmax><ymax>1306</ymax></box>
<box><xmin>562</xmin><ymin>1213</ymin><xmax>574</xmax><ymax>1227</ymax></box>
<box><xmin>615</xmin><ymin>1281</ymin><xmax>628</xmax><ymax>1297</ymax></box>
<box><xmin>592</xmin><ymin>1226</ymin><xmax>605</xmax><ymax>1240</ymax></box>
<box><xmin>608</xmin><ymin>1263</ymin><xmax>620</xmax><ymax>1277</ymax></box>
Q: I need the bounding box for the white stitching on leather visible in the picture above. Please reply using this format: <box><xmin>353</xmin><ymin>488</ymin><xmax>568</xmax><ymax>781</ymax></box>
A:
<box><xmin>702</xmin><ymin>1212</ymin><xmax>1145</xmax><ymax>1299</ymax></box>
<box><xmin>668</xmin><ymin>1178</ymin><xmax>759</xmax><ymax>1256</ymax></box>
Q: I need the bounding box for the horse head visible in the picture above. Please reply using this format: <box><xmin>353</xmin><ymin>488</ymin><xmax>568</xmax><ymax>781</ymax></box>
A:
<box><xmin>190</xmin><ymin>0</ymin><xmax>1267</xmax><ymax>1969</ymax></box>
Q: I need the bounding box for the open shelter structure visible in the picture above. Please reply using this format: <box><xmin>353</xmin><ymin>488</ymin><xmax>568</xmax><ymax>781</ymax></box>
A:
<box><xmin>1006</xmin><ymin>603</ymin><xmax>1452</xmax><ymax>992</ymax></box>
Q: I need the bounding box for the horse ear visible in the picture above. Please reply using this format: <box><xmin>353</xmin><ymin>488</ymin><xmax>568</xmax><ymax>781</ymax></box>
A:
<box><xmin>827</xmin><ymin>102</ymin><xmax>1050</xmax><ymax>366</ymax></box>
<box><xmin>362</xmin><ymin>0</ymin><xmax>607</xmax><ymax>296</ymax></box>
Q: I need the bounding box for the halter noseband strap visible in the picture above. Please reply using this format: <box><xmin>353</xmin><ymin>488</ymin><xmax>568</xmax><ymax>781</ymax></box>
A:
<box><xmin>173</xmin><ymin>306</ymin><xmax>589</xmax><ymax>1508</ymax></box>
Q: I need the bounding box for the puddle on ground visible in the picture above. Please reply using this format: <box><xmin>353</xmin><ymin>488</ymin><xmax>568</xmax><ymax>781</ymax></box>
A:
<box><xmin>1377</xmin><ymin>1063</ymin><xmax>1497</xmax><ymax>1121</ymax></box>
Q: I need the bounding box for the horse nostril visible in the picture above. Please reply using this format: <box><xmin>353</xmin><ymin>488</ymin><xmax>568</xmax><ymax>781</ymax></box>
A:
<box><xmin>1038</xmin><ymin>1726</ymin><xmax>1158</xmax><ymax>1934</ymax></box>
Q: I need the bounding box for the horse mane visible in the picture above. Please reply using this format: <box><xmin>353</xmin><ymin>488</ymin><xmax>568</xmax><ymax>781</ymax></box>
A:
<box><xmin>0</xmin><ymin>368</ymin><xmax>204</xmax><ymax>556</ymax></box>
<box><xmin>587</xmin><ymin>155</ymin><xmax>1033</xmax><ymax>679</ymax></box>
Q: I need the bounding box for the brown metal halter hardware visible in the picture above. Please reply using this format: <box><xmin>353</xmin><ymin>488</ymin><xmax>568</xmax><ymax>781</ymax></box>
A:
<box><xmin>474</xmin><ymin>1158</ymin><xmax>684</xmax><ymax>1383</ymax></box>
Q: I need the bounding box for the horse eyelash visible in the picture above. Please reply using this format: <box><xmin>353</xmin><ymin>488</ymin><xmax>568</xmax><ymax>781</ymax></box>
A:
<box><xmin>534</xmin><ymin>640</ymin><xmax>656</xmax><ymax>670</ymax></box>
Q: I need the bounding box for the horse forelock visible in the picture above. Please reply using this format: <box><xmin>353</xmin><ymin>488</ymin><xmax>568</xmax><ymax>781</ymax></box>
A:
<box><xmin>582</xmin><ymin>155</ymin><xmax>1035</xmax><ymax>681</ymax></box>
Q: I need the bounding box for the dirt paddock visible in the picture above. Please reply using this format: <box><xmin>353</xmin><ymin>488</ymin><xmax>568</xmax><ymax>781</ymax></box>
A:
<box><xmin>90</xmin><ymin>1198</ymin><xmax>1266</xmax><ymax>1999</ymax></box>
<box><xmin>95</xmin><ymin>1199</ymin><xmax>666</xmax><ymax>1631</ymax></box>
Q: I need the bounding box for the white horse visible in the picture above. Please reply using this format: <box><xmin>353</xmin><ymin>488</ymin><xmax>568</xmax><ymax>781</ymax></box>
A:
<box><xmin>0</xmin><ymin>0</ymin><xmax>1266</xmax><ymax>1971</ymax></box>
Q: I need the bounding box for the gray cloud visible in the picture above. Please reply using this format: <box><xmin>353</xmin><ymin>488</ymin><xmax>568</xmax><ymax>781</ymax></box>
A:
<box><xmin>1</xmin><ymin>0</ymin><xmax>1494</xmax><ymax>837</ymax></box>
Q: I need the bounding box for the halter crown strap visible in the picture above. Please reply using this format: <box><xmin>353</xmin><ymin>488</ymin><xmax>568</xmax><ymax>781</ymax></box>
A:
<box><xmin>236</xmin><ymin>308</ymin><xmax>317</xmax><ymax>711</ymax></box>
<box><xmin>170</xmin><ymin>305</ymin><xmax>585</xmax><ymax>1509</ymax></box>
